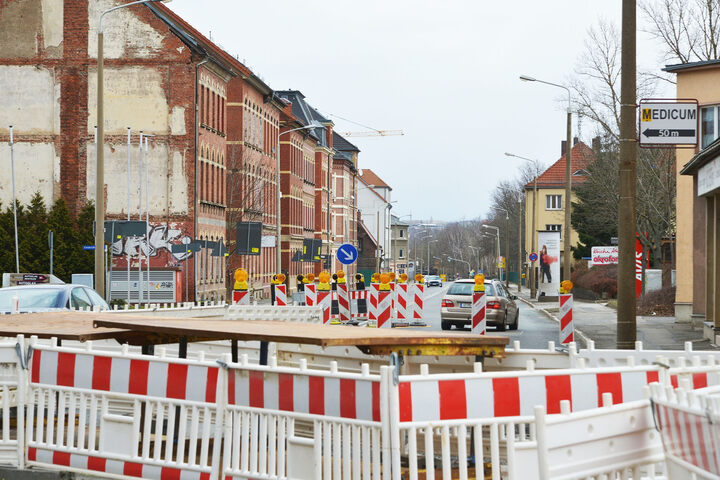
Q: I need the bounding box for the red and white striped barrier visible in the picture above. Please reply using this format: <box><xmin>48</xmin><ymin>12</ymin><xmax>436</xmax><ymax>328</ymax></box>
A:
<box><xmin>337</xmin><ymin>284</ymin><xmax>350</xmax><ymax>322</ymax></box>
<box><xmin>233</xmin><ymin>290</ymin><xmax>249</xmax><ymax>305</ymax></box>
<box><xmin>377</xmin><ymin>291</ymin><xmax>392</xmax><ymax>329</ymax></box>
<box><xmin>351</xmin><ymin>290</ymin><xmax>368</xmax><ymax>300</ymax></box>
<box><xmin>273</xmin><ymin>284</ymin><xmax>287</xmax><ymax>307</ymax></box>
<box><xmin>31</xmin><ymin>349</ymin><xmax>220</xmax><ymax>402</ymax></box>
<box><xmin>304</xmin><ymin>284</ymin><xmax>316</xmax><ymax>307</ymax></box>
<box><xmin>369</xmin><ymin>283</ymin><xmax>379</xmax><ymax>323</ymax></box>
<box><xmin>226</xmin><ymin>367</ymin><xmax>381</xmax><ymax>422</ymax></box>
<box><xmin>350</xmin><ymin>289</ymin><xmax>369</xmax><ymax>320</ymax></box>
<box><xmin>412</xmin><ymin>284</ymin><xmax>424</xmax><ymax>321</ymax></box>
<box><xmin>317</xmin><ymin>290</ymin><xmax>331</xmax><ymax>324</ymax></box>
<box><xmin>559</xmin><ymin>293</ymin><xmax>573</xmax><ymax>344</ymax></box>
<box><xmin>395</xmin><ymin>284</ymin><xmax>410</xmax><ymax>322</ymax></box>
<box><xmin>397</xmin><ymin>367</ymin><xmax>661</xmax><ymax>422</ymax></box>
<box><xmin>471</xmin><ymin>291</ymin><xmax>486</xmax><ymax>335</ymax></box>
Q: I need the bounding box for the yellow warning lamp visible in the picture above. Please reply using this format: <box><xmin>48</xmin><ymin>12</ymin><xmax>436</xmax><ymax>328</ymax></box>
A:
<box><xmin>398</xmin><ymin>273</ymin><xmax>408</xmax><ymax>284</ymax></box>
<box><xmin>336</xmin><ymin>270</ymin><xmax>347</xmax><ymax>284</ymax></box>
<box><xmin>387</xmin><ymin>272</ymin><xmax>396</xmax><ymax>283</ymax></box>
<box><xmin>271</xmin><ymin>273</ymin><xmax>286</xmax><ymax>285</ymax></box>
<box><xmin>415</xmin><ymin>274</ymin><xmax>424</xmax><ymax>284</ymax></box>
<box><xmin>304</xmin><ymin>273</ymin><xmax>315</xmax><ymax>284</ymax></box>
<box><xmin>474</xmin><ymin>274</ymin><xmax>485</xmax><ymax>293</ymax></box>
<box><xmin>318</xmin><ymin>271</ymin><xmax>331</xmax><ymax>291</ymax></box>
<box><xmin>379</xmin><ymin>273</ymin><xmax>391</xmax><ymax>291</ymax></box>
<box><xmin>297</xmin><ymin>274</ymin><xmax>304</xmax><ymax>283</ymax></box>
<box><xmin>560</xmin><ymin>280</ymin><xmax>574</xmax><ymax>294</ymax></box>
<box><xmin>233</xmin><ymin>268</ymin><xmax>248</xmax><ymax>291</ymax></box>
<box><xmin>371</xmin><ymin>273</ymin><xmax>381</xmax><ymax>284</ymax></box>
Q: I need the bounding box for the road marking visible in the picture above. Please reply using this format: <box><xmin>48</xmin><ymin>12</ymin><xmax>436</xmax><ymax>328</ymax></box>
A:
<box><xmin>424</xmin><ymin>285</ymin><xmax>447</xmax><ymax>302</ymax></box>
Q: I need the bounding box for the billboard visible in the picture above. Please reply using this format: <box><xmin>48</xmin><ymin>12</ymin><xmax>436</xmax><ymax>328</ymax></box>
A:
<box><xmin>537</xmin><ymin>231</ymin><xmax>561</xmax><ymax>297</ymax></box>
<box><xmin>591</xmin><ymin>246</ymin><xmax>619</xmax><ymax>266</ymax></box>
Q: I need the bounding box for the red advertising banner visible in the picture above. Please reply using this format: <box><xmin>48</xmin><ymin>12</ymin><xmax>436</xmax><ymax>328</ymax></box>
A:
<box><xmin>635</xmin><ymin>238</ymin><xmax>643</xmax><ymax>298</ymax></box>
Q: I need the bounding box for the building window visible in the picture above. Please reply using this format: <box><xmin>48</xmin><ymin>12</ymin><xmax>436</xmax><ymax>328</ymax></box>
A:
<box><xmin>546</xmin><ymin>194</ymin><xmax>562</xmax><ymax>210</ymax></box>
<box><xmin>399</xmin><ymin>229</ymin><xmax>404</xmax><ymax>238</ymax></box>
<box><xmin>546</xmin><ymin>224</ymin><xmax>562</xmax><ymax>239</ymax></box>
<box><xmin>399</xmin><ymin>248</ymin><xmax>405</xmax><ymax>258</ymax></box>
<box><xmin>702</xmin><ymin>105</ymin><xmax>719</xmax><ymax>149</ymax></box>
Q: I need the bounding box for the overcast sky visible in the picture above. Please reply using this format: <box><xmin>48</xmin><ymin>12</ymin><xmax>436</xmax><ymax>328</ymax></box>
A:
<box><xmin>169</xmin><ymin>0</ymin><xmax>672</xmax><ymax>222</ymax></box>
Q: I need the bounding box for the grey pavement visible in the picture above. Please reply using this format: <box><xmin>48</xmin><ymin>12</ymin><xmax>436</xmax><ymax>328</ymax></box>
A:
<box><xmin>508</xmin><ymin>284</ymin><xmax>719</xmax><ymax>351</ymax></box>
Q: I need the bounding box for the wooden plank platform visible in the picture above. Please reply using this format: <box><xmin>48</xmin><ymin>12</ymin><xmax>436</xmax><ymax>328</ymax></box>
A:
<box><xmin>0</xmin><ymin>312</ymin><xmax>132</xmax><ymax>342</ymax></box>
<box><xmin>92</xmin><ymin>317</ymin><xmax>509</xmax><ymax>357</ymax></box>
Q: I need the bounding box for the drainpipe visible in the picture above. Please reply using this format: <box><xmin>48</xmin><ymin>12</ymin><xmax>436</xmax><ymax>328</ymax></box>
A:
<box><xmin>194</xmin><ymin>57</ymin><xmax>209</xmax><ymax>302</ymax></box>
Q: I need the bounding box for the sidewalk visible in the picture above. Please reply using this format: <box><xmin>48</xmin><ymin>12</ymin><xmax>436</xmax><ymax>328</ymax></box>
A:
<box><xmin>508</xmin><ymin>284</ymin><xmax>718</xmax><ymax>351</ymax></box>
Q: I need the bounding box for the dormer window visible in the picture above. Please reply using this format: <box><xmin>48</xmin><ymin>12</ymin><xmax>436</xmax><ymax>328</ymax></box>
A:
<box><xmin>573</xmin><ymin>169</ymin><xmax>589</xmax><ymax>176</ymax></box>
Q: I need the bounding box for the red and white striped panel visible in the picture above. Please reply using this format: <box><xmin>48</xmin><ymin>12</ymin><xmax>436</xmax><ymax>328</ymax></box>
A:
<box><xmin>351</xmin><ymin>290</ymin><xmax>368</xmax><ymax>300</ymax></box>
<box><xmin>413</xmin><ymin>284</ymin><xmax>424</xmax><ymax>320</ymax></box>
<box><xmin>396</xmin><ymin>284</ymin><xmax>409</xmax><ymax>321</ymax></box>
<box><xmin>28</xmin><ymin>448</ymin><xmax>212</xmax><ymax>480</ymax></box>
<box><xmin>317</xmin><ymin>291</ymin><xmax>331</xmax><ymax>324</ymax></box>
<box><xmin>227</xmin><ymin>369</ymin><xmax>381</xmax><ymax>422</ymax></box>
<box><xmin>654</xmin><ymin>401</ymin><xmax>720</xmax><ymax>475</ymax></box>
<box><xmin>233</xmin><ymin>290</ymin><xmax>249</xmax><ymax>305</ymax></box>
<box><xmin>669</xmin><ymin>370</ymin><xmax>714</xmax><ymax>390</ymax></box>
<box><xmin>377</xmin><ymin>291</ymin><xmax>393</xmax><ymax>329</ymax></box>
<box><xmin>559</xmin><ymin>293</ymin><xmax>573</xmax><ymax>344</ymax></box>
<box><xmin>369</xmin><ymin>283</ymin><xmax>379</xmax><ymax>322</ymax></box>
<box><xmin>304</xmin><ymin>284</ymin><xmax>316</xmax><ymax>307</ymax></box>
<box><xmin>397</xmin><ymin>368</ymin><xmax>661</xmax><ymax>422</ymax></box>
<box><xmin>30</xmin><ymin>350</ymin><xmax>220</xmax><ymax>403</ymax></box>
<box><xmin>337</xmin><ymin>284</ymin><xmax>350</xmax><ymax>322</ymax></box>
<box><xmin>274</xmin><ymin>284</ymin><xmax>287</xmax><ymax>306</ymax></box>
<box><xmin>471</xmin><ymin>291</ymin><xmax>486</xmax><ymax>335</ymax></box>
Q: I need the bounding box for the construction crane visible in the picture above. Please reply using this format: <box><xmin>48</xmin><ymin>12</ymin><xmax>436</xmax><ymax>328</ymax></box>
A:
<box><xmin>340</xmin><ymin>130</ymin><xmax>404</xmax><ymax>137</ymax></box>
<box><xmin>322</xmin><ymin>111</ymin><xmax>403</xmax><ymax>138</ymax></box>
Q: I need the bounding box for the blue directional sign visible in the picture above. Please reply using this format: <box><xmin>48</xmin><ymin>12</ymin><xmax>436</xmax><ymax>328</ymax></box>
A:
<box><xmin>83</xmin><ymin>245</ymin><xmax>96</xmax><ymax>251</ymax></box>
<box><xmin>336</xmin><ymin>243</ymin><xmax>358</xmax><ymax>265</ymax></box>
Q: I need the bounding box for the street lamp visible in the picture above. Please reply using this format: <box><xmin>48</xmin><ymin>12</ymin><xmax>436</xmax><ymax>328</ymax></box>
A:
<box><xmin>95</xmin><ymin>0</ymin><xmax>171</xmax><ymax>298</ymax></box>
<box><xmin>276</xmin><ymin>121</ymin><xmax>324</xmax><ymax>276</ymax></box>
<box><xmin>427</xmin><ymin>240</ymin><xmax>437</xmax><ymax>276</ymax></box>
<box><xmin>491</xmin><ymin>206</ymin><xmax>511</xmax><ymax>288</ymax></box>
<box><xmin>448</xmin><ymin>256</ymin><xmax>471</xmax><ymax>276</ymax></box>
<box><xmin>520</xmin><ymin>74</ymin><xmax>572</xmax><ymax>282</ymax></box>
<box><xmin>481</xmin><ymin>225</ymin><xmax>501</xmax><ymax>279</ymax></box>
<box><xmin>467</xmin><ymin>245</ymin><xmax>479</xmax><ymax>273</ymax></box>
<box><xmin>506</xmin><ymin>152</ymin><xmax>540</xmax><ymax>298</ymax></box>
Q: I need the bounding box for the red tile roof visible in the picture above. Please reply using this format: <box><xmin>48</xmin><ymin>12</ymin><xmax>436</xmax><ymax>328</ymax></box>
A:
<box><xmin>526</xmin><ymin>142</ymin><xmax>595</xmax><ymax>189</ymax></box>
<box><xmin>360</xmin><ymin>169</ymin><xmax>391</xmax><ymax>190</ymax></box>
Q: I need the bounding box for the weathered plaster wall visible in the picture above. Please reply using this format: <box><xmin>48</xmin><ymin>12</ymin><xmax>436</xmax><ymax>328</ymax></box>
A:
<box><xmin>0</xmin><ymin>66</ymin><xmax>60</xmax><ymax>135</ymax></box>
<box><xmin>87</xmin><ymin>0</ymin><xmax>165</xmax><ymax>59</ymax></box>
<box><xmin>0</xmin><ymin>143</ymin><xmax>58</xmax><ymax>204</ymax></box>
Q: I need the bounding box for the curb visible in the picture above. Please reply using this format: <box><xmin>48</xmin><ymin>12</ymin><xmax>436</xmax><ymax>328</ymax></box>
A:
<box><xmin>516</xmin><ymin>296</ymin><xmax>591</xmax><ymax>349</ymax></box>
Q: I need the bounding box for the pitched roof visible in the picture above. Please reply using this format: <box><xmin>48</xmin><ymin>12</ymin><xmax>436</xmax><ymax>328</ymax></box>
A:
<box><xmin>360</xmin><ymin>169</ymin><xmax>391</xmax><ymax>190</ymax></box>
<box><xmin>525</xmin><ymin>142</ymin><xmax>595</xmax><ymax>189</ymax></box>
<box><xmin>663</xmin><ymin>59</ymin><xmax>720</xmax><ymax>73</ymax></box>
<box><xmin>274</xmin><ymin>91</ymin><xmax>331</xmax><ymax>147</ymax></box>
<box><xmin>333</xmin><ymin>132</ymin><xmax>360</xmax><ymax>153</ymax></box>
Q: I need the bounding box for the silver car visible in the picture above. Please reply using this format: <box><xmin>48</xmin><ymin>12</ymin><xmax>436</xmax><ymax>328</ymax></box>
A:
<box><xmin>0</xmin><ymin>284</ymin><xmax>109</xmax><ymax>313</ymax></box>
<box><xmin>426</xmin><ymin>275</ymin><xmax>443</xmax><ymax>287</ymax></box>
<box><xmin>440</xmin><ymin>279</ymin><xmax>519</xmax><ymax>331</ymax></box>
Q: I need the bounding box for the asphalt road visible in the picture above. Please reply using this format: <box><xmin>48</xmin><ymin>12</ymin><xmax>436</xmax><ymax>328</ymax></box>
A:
<box><xmin>410</xmin><ymin>282</ymin><xmax>562</xmax><ymax>349</ymax></box>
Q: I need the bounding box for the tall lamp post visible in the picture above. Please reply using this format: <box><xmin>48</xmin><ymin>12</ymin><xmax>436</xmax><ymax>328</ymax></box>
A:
<box><xmin>427</xmin><ymin>240</ymin><xmax>437</xmax><ymax>275</ymax></box>
<box><xmin>505</xmin><ymin>152</ymin><xmax>540</xmax><ymax>298</ymax></box>
<box><xmin>467</xmin><ymin>245</ymin><xmax>479</xmax><ymax>273</ymax></box>
<box><xmin>481</xmin><ymin>225</ymin><xmax>501</xmax><ymax>279</ymax></box>
<box><xmin>95</xmin><ymin>0</ymin><xmax>171</xmax><ymax>298</ymax></box>
<box><xmin>492</xmin><ymin>206</ymin><xmax>511</xmax><ymax>288</ymax></box>
<box><xmin>276</xmin><ymin>122</ymin><xmax>324</xmax><ymax>276</ymax></box>
<box><xmin>519</xmin><ymin>75</ymin><xmax>572</xmax><ymax>282</ymax></box>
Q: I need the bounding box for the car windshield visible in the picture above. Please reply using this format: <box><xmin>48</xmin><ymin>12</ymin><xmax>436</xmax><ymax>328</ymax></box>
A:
<box><xmin>0</xmin><ymin>288</ymin><xmax>65</xmax><ymax>310</ymax></box>
<box><xmin>447</xmin><ymin>283</ymin><xmax>495</xmax><ymax>296</ymax></box>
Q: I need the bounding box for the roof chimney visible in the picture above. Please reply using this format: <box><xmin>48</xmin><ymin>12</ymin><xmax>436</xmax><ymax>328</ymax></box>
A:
<box><xmin>592</xmin><ymin>136</ymin><xmax>601</xmax><ymax>152</ymax></box>
<box><xmin>561</xmin><ymin>140</ymin><xmax>567</xmax><ymax>156</ymax></box>
<box><xmin>573</xmin><ymin>136</ymin><xmax>579</xmax><ymax>145</ymax></box>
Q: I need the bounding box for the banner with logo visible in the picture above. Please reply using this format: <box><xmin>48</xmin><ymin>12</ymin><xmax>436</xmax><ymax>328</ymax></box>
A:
<box><xmin>537</xmin><ymin>230</ymin><xmax>561</xmax><ymax>297</ymax></box>
<box><xmin>590</xmin><ymin>246</ymin><xmax>619</xmax><ymax>266</ymax></box>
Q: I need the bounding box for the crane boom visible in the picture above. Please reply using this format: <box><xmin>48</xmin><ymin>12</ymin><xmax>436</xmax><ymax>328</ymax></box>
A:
<box><xmin>341</xmin><ymin>130</ymin><xmax>404</xmax><ymax>137</ymax></box>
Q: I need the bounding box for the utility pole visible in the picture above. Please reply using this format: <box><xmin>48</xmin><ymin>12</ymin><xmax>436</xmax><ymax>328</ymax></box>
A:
<box><xmin>518</xmin><ymin>199</ymin><xmax>522</xmax><ymax>292</ymax></box>
<box><xmin>505</xmin><ymin>213</ymin><xmax>510</xmax><ymax>288</ymax></box>
<box><xmin>617</xmin><ymin>0</ymin><xmax>637</xmax><ymax>349</ymax></box>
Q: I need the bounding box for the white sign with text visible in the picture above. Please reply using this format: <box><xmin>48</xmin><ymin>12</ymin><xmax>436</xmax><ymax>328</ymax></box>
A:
<box><xmin>591</xmin><ymin>246</ymin><xmax>619</xmax><ymax>265</ymax></box>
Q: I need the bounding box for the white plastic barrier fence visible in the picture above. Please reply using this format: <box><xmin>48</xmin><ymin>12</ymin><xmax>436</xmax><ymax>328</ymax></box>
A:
<box><xmin>571</xmin><ymin>339</ymin><xmax>720</xmax><ymax>368</ymax></box>
<box><xmin>225</xmin><ymin>304</ymin><xmax>323</xmax><ymax>323</ymax></box>
<box><xmin>650</xmin><ymin>383</ymin><xmax>720</xmax><ymax>479</ymax></box>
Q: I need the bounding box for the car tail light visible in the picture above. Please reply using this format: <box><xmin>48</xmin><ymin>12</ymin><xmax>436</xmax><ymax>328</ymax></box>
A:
<box><xmin>441</xmin><ymin>299</ymin><xmax>454</xmax><ymax>308</ymax></box>
<box><xmin>487</xmin><ymin>301</ymin><xmax>501</xmax><ymax>309</ymax></box>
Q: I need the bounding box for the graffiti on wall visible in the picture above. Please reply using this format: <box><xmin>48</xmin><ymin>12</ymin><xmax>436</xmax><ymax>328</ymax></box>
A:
<box><xmin>111</xmin><ymin>224</ymin><xmax>193</xmax><ymax>261</ymax></box>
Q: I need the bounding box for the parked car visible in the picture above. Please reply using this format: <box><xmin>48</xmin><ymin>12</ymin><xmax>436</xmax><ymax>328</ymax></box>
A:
<box><xmin>426</xmin><ymin>275</ymin><xmax>443</xmax><ymax>287</ymax></box>
<box><xmin>0</xmin><ymin>284</ymin><xmax>109</xmax><ymax>313</ymax></box>
<box><xmin>440</xmin><ymin>279</ymin><xmax>519</xmax><ymax>331</ymax></box>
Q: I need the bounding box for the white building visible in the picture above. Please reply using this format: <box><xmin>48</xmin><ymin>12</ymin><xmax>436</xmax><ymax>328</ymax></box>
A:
<box><xmin>357</xmin><ymin>169</ymin><xmax>393</xmax><ymax>269</ymax></box>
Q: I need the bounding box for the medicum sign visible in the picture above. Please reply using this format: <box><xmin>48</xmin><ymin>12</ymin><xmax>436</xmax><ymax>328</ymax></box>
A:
<box><xmin>590</xmin><ymin>246</ymin><xmax>618</xmax><ymax>266</ymax></box>
<box><xmin>639</xmin><ymin>99</ymin><xmax>698</xmax><ymax>147</ymax></box>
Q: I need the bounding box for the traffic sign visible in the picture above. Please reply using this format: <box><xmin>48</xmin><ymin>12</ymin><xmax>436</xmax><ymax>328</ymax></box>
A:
<box><xmin>529</xmin><ymin>252</ymin><xmax>538</xmax><ymax>262</ymax></box>
<box><xmin>639</xmin><ymin>99</ymin><xmax>698</xmax><ymax>147</ymax></box>
<box><xmin>83</xmin><ymin>245</ymin><xmax>95</xmax><ymax>251</ymax></box>
<box><xmin>336</xmin><ymin>243</ymin><xmax>358</xmax><ymax>265</ymax></box>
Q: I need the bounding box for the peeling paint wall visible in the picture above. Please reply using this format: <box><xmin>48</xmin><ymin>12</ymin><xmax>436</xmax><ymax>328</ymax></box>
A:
<box><xmin>0</xmin><ymin>66</ymin><xmax>59</xmax><ymax>135</ymax></box>
<box><xmin>40</xmin><ymin>0</ymin><xmax>63</xmax><ymax>56</ymax></box>
<box><xmin>0</xmin><ymin>143</ymin><xmax>58</xmax><ymax>205</ymax></box>
<box><xmin>87</xmin><ymin>0</ymin><xmax>164</xmax><ymax>59</ymax></box>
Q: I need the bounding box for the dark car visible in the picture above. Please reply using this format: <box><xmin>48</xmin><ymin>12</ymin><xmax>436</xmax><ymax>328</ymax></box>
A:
<box><xmin>0</xmin><ymin>284</ymin><xmax>109</xmax><ymax>313</ymax></box>
<box><xmin>440</xmin><ymin>279</ymin><xmax>519</xmax><ymax>331</ymax></box>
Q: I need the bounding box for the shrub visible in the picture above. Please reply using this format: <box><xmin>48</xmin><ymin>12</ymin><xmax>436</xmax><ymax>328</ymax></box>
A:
<box><xmin>637</xmin><ymin>286</ymin><xmax>675</xmax><ymax>316</ymax></box>
<box><xmin>572</xmin><ymin>263</ymin><xmax>617</xmax><ymax>299</ymax></box>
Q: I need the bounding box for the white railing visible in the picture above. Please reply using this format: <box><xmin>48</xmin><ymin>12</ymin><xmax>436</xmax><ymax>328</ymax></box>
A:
<box><xmin>572</xmin><ymin>339</ymin><xmax>720</xmax><ymax>368</ymax></box>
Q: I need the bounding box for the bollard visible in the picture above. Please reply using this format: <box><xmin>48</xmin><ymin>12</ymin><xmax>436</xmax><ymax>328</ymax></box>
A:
<box><xmin>471</xmin><ymin>274</ymin><xmax>486</xmax><ymax>335</ymax></box>
<box><xmin>559</xmin><ymin>280</ymin><xmax>574</xmax><ymax>345</ymax></box>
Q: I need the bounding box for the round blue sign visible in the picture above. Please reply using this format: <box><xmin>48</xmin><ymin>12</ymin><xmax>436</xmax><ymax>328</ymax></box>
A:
<box><xmin>336</xmin><ymin>243</ymin><xmax>358</xmax><ymax>265</ymax></box>
<box><xmin>529</xmin><ymin>252</ymin><xmax>538</xmax><ymax>262</ymax></box>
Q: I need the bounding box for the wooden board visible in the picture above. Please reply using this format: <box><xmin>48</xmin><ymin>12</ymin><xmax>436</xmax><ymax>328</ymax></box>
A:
<box><xmin>92</xmin><ymin>317</ymin><xmax>509</xmax><ymax>356</ymax></box>
<box><xmin>0</xmin><ymin>312</ymin><xmax>133</xmax><ymax>342</ymax></box>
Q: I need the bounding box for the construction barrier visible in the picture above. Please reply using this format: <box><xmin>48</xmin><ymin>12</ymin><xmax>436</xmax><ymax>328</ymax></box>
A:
<box><xmin>559</xmin><ymin>293</ymin><xmax>573</xmax><ymax>344</ymax></box>
<box><xmin>232</xmin><ymin>290</ymin><xmax>249</xmax><ymax>305</ymax></box>
<box><xmin>303</xmin><ymin>284</ymin><xmax>316</xmax><ymax>307</ymax></box>
<box><xmin>472</xmin><ymin>291</ymin><xmax>486</xmax><ymax>335</ymax></box>
<box><xmin>273</xmin><ymin>284</ymin><xmax>287</xmax><ymax>306</ymax></box>
<box><xmin>376</xmin><ymin>291</ymin><xmax>392</xmax><ymax>329</ymax></box>
<box><xmin>317</xmin><ymin>290</ymin><xmax>331</xmax><ymax>325</ymax></box>
<box><xmin>337</xmin><ymin>283</ymin><xmax>350</xmax><ymax>322</ymax></box>
<box><xmin>395</xmin><ymin>283</ymin><xmax>410</xmax><ymax>323</ymax></box>
<box><xmin>412</xmin><ymin>283</ymin><xmax>424</xmax><ymax>322</ymax></box>
<box><xmin>368</xmin><ymin>283</ymin><xmax>379</xmax><ymax>325</ymax></box>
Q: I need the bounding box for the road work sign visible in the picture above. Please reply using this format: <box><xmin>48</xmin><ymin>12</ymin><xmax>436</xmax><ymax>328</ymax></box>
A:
<box><xmin>639</xmin><ymin>100</ymin><xmax>698</xmax><ymax>147</ymax></box>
